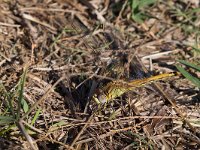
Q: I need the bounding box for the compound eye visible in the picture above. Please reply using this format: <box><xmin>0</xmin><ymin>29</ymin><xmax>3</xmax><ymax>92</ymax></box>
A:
<box><xmin>98</xmin><ymin>94</ymin><xmax>107</xmax><ymax>104</ymax></box>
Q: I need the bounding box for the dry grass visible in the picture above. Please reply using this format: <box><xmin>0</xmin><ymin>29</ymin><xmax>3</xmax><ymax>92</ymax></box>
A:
<box><xmin>0</xmin><ymin>0</ymin><xmax>200</xmax><ymax>149</ymax></box>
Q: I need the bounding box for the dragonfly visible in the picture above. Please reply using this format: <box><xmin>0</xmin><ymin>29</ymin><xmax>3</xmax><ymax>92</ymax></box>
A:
<box><xmin>93</xmin><ymin>72</ymin><xmax>178</xmax><ymax>104</ymax></box>
<box><xmin>69</xmin><ymin>20</ymin><xmax>179</xmax><ymax>105</ymax></box>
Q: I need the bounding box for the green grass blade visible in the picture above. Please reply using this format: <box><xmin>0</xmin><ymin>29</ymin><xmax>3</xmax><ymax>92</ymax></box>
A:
<box><xmin>130</xmin><ymin>0</ymin><xmax>140</xmax><ymax>10</ymax></box>
<box><xmin>132</xmin><ymin>13</ymin><xmax>144</xmax><ymax>23</ymax></box>
<box><xmin>0</xmin><ymin>83</ymin><xmax>15</xmax><ymax>116</ymax></box>
<box><xmin>176</xmin><ymin>65</ymin><xmax>200</xmax><ymax>88</ymax></box>
<box><xmin>139</xmin><ymin>0</ymin><xmax>156</xmax><ymax>8</ymax></box>
<box><xmin>31</xmin><ymin>108</ymin><xmax>41</xmax><ymax>126</ymax></box>
<box><xmin>191</xmin><ymin>45</ymin><xmax>200</xmax><ymax>53</ymax></box>
<box><xmin>0</xmin><ymin>116</ymin><xmax>15</xmax><ymax>125</ymax></box>
<box><xmin>16</xmin><ymin>67</ymin><xmax>28</xmax><ymax>120</ymax></box>
<box><xmin>0</xmin><ymin>83</ymin><xmax>10</xmax><ymax>108</ymax></box>
<box><xmin>21</xmin><ymin>98</ymin><xmax>29</xmax><ymax>113</ymax></box>
<box><xmin>188</xmin><ymin>7</ymin><xmax>200</xmax><ymax>14</ymax></box>
<box><xmin>178</xmin><ymin>60</ymin><xmax>200</xmax><ymax>72</ymax></box>
<box><xmin>0</xmin><ymin>124</ymin><xmax>16</xmax><ymax>135</ymax></box>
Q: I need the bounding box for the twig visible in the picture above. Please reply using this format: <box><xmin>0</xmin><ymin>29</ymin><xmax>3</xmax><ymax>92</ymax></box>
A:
<box><xmin>115</xmin><ymin>0</ymin><xmax>128</xmax><ymax>24</ymax></box>
<box><xmin>76</xmin><ymin>126</ymin><xmax>136</xmax><ymax>145</ymax></box>
<box><xmin>70</xmin><ymin>114</ymin><xmax>94</xmax><ymax>147</ymax></box>
<box><xmin>19</xmin><ymin>7</ymin><xmax>80</xmax><ymax>14</ymax></box>
<box><xmin>141</xmin><ymin>49</ymin><xmax>180</xmax><ymax>60</ymax></box>
<box><xmin>0</xmin><ymin>22</ymin><xmax>20</xmax><ymax>27</ymax></box>
<box><xmin>21</xmin><ymin>120</ymin><xmax>43</xmax><ymax>134</ymax></box>
<box><xmin>17</xmin><ymin>119</ymin><xmax>38</xmax><ymax>150</ymax></box>
<box><xmin>22</xmin><ymin>13</ymin><xmax>56</xmax><ymax>31</ymax></box>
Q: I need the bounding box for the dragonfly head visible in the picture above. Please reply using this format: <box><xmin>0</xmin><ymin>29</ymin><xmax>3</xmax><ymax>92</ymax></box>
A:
<box><xmin>93</xmin><ymin>90</ymin><xmax>107</xmax><ymax>104</ymax></box>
